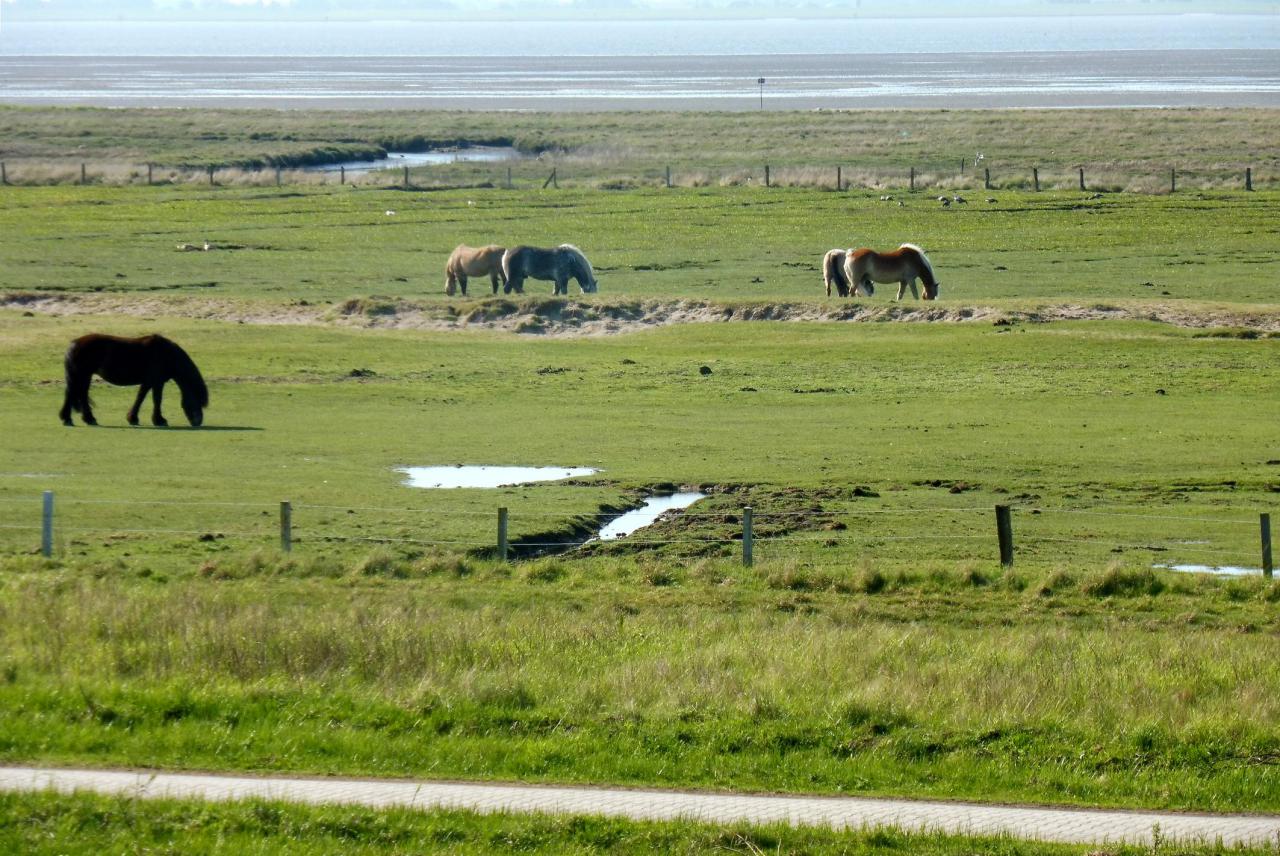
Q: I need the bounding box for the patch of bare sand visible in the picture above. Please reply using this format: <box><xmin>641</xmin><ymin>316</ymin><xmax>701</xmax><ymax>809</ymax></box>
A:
<box><xmin>3</xmin><ymin>293</ymin><xmax>1278</xmax><ymax>337</ymax></box>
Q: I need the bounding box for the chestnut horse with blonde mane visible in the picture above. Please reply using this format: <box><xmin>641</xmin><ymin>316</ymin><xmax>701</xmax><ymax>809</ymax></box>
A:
<box><xmin>445</xmin><ymin>244</ymin><xmax>507</xmax><ymax>296</ymax></box>
<box><xmin>843</xmin><ymin>243</ymin><xmax>940</xmax><ymax>301</ymax></box>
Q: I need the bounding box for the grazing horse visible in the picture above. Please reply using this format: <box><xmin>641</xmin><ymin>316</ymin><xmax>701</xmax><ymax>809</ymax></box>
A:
<box><xmin>59</xmin><ymin>333</ymin><xmax>208</xmax><ymax>427</ymax></box>
<box><xmin>502</xmin><ymin>244</ymin><xmax>598</xmax><ymax>295</ymax></box>
<box><xmin>445</xmin><ymin>244</ymin><xmax>507</xmax><ymax>296</ymax></box>
<box><xmin>843</xmin><ymin>243</ymin><xmax>940</xmax><ymax>301</ymax></box>
<box><xmin>823</xmin><ymin>248</ymin><xmax>875</xmax><ymax>298</ymax></box>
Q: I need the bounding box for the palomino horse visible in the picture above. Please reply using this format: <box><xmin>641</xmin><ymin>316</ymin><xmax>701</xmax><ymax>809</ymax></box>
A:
<box><xmin>502</xmin><ymin>244</ymin><xmax>598</xmax><ymax>295</ymax></box>
<box><xmin>823</xmin><ymin>249</ymin><xmax>875</xmax><ymax>298</ymax></box>
<box><xmin>445</xmin><ymin>244</ymin><xmax>507</xmax><ymax>296</ymax></box>
<box><xmin>843</xmin><ymin>243</ymin><xmax>940</xmax><ymax>301</ymax></box>
<box><xmin>59</xmin><ymin>333</ymin><xmax>208</xmax><ymax>427</ymax></box>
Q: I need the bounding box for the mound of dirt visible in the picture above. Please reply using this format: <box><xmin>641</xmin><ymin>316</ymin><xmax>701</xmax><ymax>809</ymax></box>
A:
<box><xmin>4</xmin><ymin>293</ymin><xmax>1278</xmax><ymax>337</ymax></box>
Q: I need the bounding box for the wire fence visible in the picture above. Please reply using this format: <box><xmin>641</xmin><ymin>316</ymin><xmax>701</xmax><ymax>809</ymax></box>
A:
<box><xmin>0</xmin><ymin>158</ymin><xmax>1271</xmax><ymax>194</ymax></box>
<box><xmin>0</xmin><ymin>491</ymin><xmax>1272</xmax><ymax>577</ymax></box>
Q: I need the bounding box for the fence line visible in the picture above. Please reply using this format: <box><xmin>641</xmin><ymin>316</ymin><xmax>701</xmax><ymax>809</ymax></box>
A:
<box><xmin>4</xmin><ymin>490</ymin><xmax>1273</xmax><ymax>576</ymax></box>
<box><xmin>0</xmin><ymin>158</ymin><xmax>1270</xmax><ymax>194</ymax></box>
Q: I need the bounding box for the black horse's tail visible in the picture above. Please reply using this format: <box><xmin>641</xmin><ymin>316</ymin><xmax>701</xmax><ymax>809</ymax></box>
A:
<box><xmin>62</xmin><ymin>340</ymin><xmax>92</xmax><ymax>414</ymax></box>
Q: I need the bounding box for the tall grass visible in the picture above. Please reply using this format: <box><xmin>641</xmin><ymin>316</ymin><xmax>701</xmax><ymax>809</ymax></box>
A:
<box><xmin>1</xmin><ymin>564</ymin><xmax>1279</xmax><ymax>809</ymax></box>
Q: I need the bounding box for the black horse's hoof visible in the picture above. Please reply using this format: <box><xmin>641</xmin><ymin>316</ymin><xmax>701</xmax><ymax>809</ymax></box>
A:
<box><xmin>127</xmin><ymin>415</ymin><xmax>140</xmax><ymax>426</ymax></box>
<box><xmin>153</xmin><ymin>419</ymin><xmax>169</xmax><ymax>428</ymax></box>
<box><xmin>62</xmin><ymin>419</ymin><xmax>73</xmax><ymax>427</ymax></box>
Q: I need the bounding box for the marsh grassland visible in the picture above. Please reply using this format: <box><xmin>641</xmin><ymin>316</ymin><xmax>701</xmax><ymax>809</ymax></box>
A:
<box><xmin>0</xmin><ymin>107</ymin><xmax>1279</xmax><ymax>852</ymax></box>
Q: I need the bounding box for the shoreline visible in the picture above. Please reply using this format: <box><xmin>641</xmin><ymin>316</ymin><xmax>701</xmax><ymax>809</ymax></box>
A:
<box><xmin>2</xmin><ymin>50</ymin><xmax>1278</xmax><ymax>111</ymax></box>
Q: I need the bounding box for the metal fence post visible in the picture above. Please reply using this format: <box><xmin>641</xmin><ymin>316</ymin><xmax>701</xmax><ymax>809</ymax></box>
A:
<box><xmin>41</xmin><ymin>490</ymin><xmax>53</xmax><ymax>558</ymax></box>
<box><xmin>280</xmin><ymin>500</ymin><xmax>292</xmax><ymax>552</ymax></box>
<box><xmin>742</xmin><ymin>506</ymin><xmax>753</xmax><ymax>567</ymax></box>
<box><xmin>1263</xmin><ymin>513</ymin><xmax>1273</xmax><ymax>578</ymax></box>
<box><xmin>996</xmin><ymin>504</ymin><xmax>1014</xmax><ymax>567</ymax></box>
<box><xmin>498</xmin><ymin>507</ymin><xmax>509</xmax><ymax>562</ymax></box>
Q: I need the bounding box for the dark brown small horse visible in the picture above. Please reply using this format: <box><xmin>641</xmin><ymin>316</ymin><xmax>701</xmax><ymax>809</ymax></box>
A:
<box><xmin>502</xmin><ymin>244</ymin><xmax>598</xmax><ymax>295</ymax></box>
<box><xmin>59</xmin><ymin>333</ymin><xmax>208</xmax><ymax>427</ymax></box>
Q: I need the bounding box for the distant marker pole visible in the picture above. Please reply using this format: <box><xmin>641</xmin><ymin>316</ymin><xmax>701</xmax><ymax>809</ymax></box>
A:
<box><xmin>757</xmin><ymin>77</ymin><xmax>765</xmax><ymax>110</ymax></box>
<box><xmin>1262</xmin><ymin>513</ymin><xmax>1273</xmax><ymax>579</ymax></box>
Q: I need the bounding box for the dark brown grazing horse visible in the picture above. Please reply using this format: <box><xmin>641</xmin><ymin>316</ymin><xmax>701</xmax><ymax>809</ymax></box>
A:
<box><xmin>59</xmin><ymin>334</ymin><xmax>208</xmax><ymax>427</ymax></box>
<box><xmin>502</xmin><ymin>244</ymin><xmax>598</xmax><ymax>295</ymax></box>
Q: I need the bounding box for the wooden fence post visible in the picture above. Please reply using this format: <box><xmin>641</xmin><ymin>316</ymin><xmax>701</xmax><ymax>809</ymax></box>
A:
<box><xmin>507</xmin><ymin>166</ymin><xmax>513</xmax><ymax>189</ymax></box>
<box><xmin>996</xmin><ymin>504</ymin><xmax>1014</xmax><ymax>567</ymax></box>
<box><xmin>41</xmin><ymin>490</ymin><xmax>53</xmax><ymax>558</ymax></box>
<box><xmin>984</xmin><ymin>167</ymin><xmax>991</xmax><ymax>190</ymax></box>
<box><xmin>280</xmin><ymin>501</ymin><xmax>292</xmax><ymax>552</ymax></box>
<box><xmin>497</xmin><ymin>507</ymin><xmax>509</xmax><ymax>562</ymax></box>
<box><xmin>836</xmin><ymin>165</ymin><xmax>841</xmax><ymax>190</ymax></box>
<box><xmin>1263</xmin><ymin>512</ymin><xmax>1273</xmax><ymax>578</ymax></box>
<box><xmin>1171</xmin><ymin>167</ymin><xmax>1176</xmax><ymax>193</ymax></box>
<box><xmin>339</xmin><ymin>166</ymin><xmax>345</xmax><ymax>185</ymax></box>
<box><xmin>542</xmin><ymin>168</ymin><xmax>558</xmax><ymax>189</ymax></box>
<box><xmin>742</xmin><ymin>506</ymin><xmax>753</xmax><ymax>567</ymax></box>
<box><xmin>764</xmin><ymin>164</ymin><xmax>770</xmax><ymax>187</ymax></box>
<box><xmin>666</xmin><ymin>165</ymin><xmax>672</xmax><ymax>188</ymax></box>
<box><xmin>1079</xmin><ymin>167</ymin><xmax>1085</xmax><ymax>192</ymax></box>
<box><xmin>81</xmin><ymin>163</ymin><xmax>87</xmax><ymax>185</ymax></box>
<box><xmin>147</xmin><ymin>163</ymin><xmax>153</xmax><ymax>186</ymax></box>
<box><xmin>1</xmin><ymin>161</ymin><xmax>6</xmax><ymax>185</ymax></box>
<box><xmin>1033</xmin><ymin>167</ymin><xmax>1040</xmax><ymax>192</ymax></box>
<box><xmin>909</xmin><ymin>166</ymin><xmax>915</xmax><ymax>192</ymax></box>
<box><xmin>403</xmin><ymin>165</ymin><xmax>410</xmax><ymax>188</ymax></box>
<box><xmin>276</xmin><ymin>167</ymin><xmax>282</xmax><ymax>187</ymax></box>
<box><xmin>1246</xmin><ymin>167</ymin><xmax>1253</xmax><ymax>191</ymax></box>
<box><xmin>208</xmin><ymin>165</ymin><xmax>216</xmax><ymax>185</ymax></box>
<box><xmin>960</xmin><ymin>157</ymin><xmax>965</xmax><ymax>175</ymax></box>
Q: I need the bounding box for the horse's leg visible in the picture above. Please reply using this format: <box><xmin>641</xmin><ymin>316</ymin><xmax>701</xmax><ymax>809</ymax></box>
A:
<box><xmin>490</xmin><ymin>269</ymin><xmax>501</xmax><ymax>294</ymax></box>
<box><xmin>150</xmin><ymin>381</ymin><xmax>169</xmax><ymax>427</ymax></box>
<box><xmin>907</xmin><ymin>279</ymin><xmax>920</xmax><ymax>300</ymax></box>
<box><xmin>59</xmin><ymin>372</ymin><xmax>78</xmax><ymax>426</ymax></box>
<box><xmin>76</xmin><ymin>375</ymin><xmax>98</xmax><ymax>426</ymax></box>
<box><xmin>556</xmin><ymin>277</ymin><xmax>568</xmax><ymax>296</ymax></box>
<box><xmin>126</xmin><ymin>384</ymin><xmax>151</xmax><ymax>426</ymax></box>
<box><xmin>896</xmin><ymin>281</ymin><xmax>908</xmax><ymax>301</ymax></box>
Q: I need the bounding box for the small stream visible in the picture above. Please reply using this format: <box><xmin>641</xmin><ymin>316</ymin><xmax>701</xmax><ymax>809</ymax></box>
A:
<box><xmin>597</xmin><ymin>492</ymin><xmax>707</xmax><ymax>541</ymax></box>
<box><xmin>308</xmin><ymin>147</ymin><xmax>520</xmax><ymax>173</ymax></box>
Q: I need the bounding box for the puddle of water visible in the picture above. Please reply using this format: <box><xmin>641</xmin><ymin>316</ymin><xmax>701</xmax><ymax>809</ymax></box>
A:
<box><xmin>399</xmin><ymin>465</ymin><xmax>598</xmax><ymax>489</ymax></box>
<box><xmin>598</xmin><ymin>492</ymin><xmax>706</xmax><ymax>541</ymax></box>
<box><xmin>309</xmin><ymin>147</ymin><xmax>520</xmax><ymax>173</ymax></box>
<box><xmin>1156</xmin><ymin>563</ymin><xmax>1265</xmax><ymax>577</ymax></box>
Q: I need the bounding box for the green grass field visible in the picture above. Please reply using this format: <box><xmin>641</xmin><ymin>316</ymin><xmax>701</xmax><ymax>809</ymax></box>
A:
<box><xmin>1</xmin><ymin>108</ymin><xmax>1279</xmax><ymax>847</ymax></box>
<box><xmin>11</xmin><ymin>791</ymin><xmax>1270</xmax><ymax>856</ymax></box>
<box><xmin>1</xmin><ymin>105</ymin><xmax>1276</xmax><ymax>191</ymax></box>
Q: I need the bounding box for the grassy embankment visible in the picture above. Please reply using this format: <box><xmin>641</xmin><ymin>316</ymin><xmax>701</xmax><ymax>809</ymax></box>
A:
<box><xmin>0</xmin><ymin>177</ymin><xmax>1277</xmax><ymax>815</ymax></box>
<box><xmin>0</xmin><ymin>105</ymin><xmax>1276</xmax><ymax>191</ymax></box>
